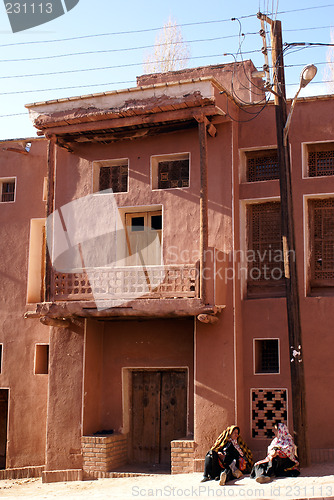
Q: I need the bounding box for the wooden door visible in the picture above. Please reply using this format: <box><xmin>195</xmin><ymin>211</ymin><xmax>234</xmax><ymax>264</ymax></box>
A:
<box><xmin>125</xmin><ymin>211</ymin><xmax>162</xmax><ymax>266</ymax></box>
<box><xmin>131</xmin><ymin>370</ymin><xmax>187</xmax><ymax>466</ymax></box>
<box><xmin>0</xmin><ymin>390</ymin><xmax>8</xmax><ymax>469</ymax></box>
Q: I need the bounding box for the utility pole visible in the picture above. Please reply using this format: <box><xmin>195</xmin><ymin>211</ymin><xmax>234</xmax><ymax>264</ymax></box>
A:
<box><xmin>258</xmin><ymin>13</ymin><xmax>310</xmax><ymax>466</ymax></box>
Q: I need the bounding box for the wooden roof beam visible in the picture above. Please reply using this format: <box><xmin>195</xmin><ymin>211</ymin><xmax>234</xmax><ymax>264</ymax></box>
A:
<box><xmin>39</xmin><ymin>105</ymin><xmax>224</xmax><ymax>138</ymax></box>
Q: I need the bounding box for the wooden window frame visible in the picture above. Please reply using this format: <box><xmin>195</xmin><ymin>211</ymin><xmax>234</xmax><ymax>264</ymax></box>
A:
<box><xmin>307</xmin><ymin>143</ymin><xmax>334</xmax><ymax>178</ymax></box>
<box><xmin>308</xmin><ymin>197</ymin><xmax>334</xmax><ymax>294</ymax></box>
<box><xmin>247</xmin><ymin>201</ymin><xmax>285</xmax><ymax>298</ymax></box>
<box><xmin>245</xmin><ymin>149</ymin><xmax>279</xmax><ymax>182</ymax></box>
<box><xmin>254</xmin><ymin>338</ymin><xmax>280</xmax><ymax>375</ymax></box>
<box><xmin>151</xmin><ymin>153</ymin><xmax>190</xmax><ymax>190</ymax></box>
<box><xmin>92</xmin><ymin>159</ymin><xmax>128</xmax><ymax>194</ymax></box>
<box><xmin>0</xmin><ymin>178</ymin><xmax>16</xmax><ymax>203</ymax></box>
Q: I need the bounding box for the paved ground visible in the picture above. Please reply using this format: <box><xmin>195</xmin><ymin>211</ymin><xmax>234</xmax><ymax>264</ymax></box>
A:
<box><xmin>0</xmin><ymin>462</ymin><xmax>333</xmax><ymax>499</ymax></box>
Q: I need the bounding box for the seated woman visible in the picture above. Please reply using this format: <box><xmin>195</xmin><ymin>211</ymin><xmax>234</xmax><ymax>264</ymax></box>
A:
<box><xmin>251</xmin><ymin>423</ymin><xmax>300</xmax><ymax>483</ymax></box>
<box><xmin>201</xmin><ymin>425</ymin><xmax>253</xmax><ymax>485</ymax></box>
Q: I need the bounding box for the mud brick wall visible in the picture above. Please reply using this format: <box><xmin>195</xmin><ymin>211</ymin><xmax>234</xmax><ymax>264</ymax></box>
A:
<box><xmin>81</xmin><ymin>433</ymin><xmax>128</xmax><ymax>477</ymax></box>
<box><xmin>171</xmin><ymin>440</ymin><xmax>195</xmax><ymax>474</ymax></box>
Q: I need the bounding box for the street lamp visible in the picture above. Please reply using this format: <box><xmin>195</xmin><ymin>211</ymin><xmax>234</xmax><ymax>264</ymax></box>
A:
<box><xmin>283</xmin><ymin>64</ymin><xmax>317</xmax><ymax>145</ymax></box>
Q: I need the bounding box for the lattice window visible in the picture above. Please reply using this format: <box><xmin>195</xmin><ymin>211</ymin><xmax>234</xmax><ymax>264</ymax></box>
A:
<box><xmin>1</xmin><ymin>179</ymin><xmax>15</xmax><ymax>202</ymax></box>
<box><xmin>309</xmin><ymin>198</ymin><xmax>334</xmax><ymax>291</ymax></box>
<box><xmin>252</xmin><ymin>389</ymin><xmax>287</xmax><ymax>439</ymax></box>
<box><xmin>99</xmin><ymin>165</ymin><xmax>128</xmax><ymax>193</ymax></box>
<box><xmin>254</xmin><ymin>339</ymin><xmax>279</xmax><ymax>374</ymax></box>
<box><xmin>246</xmin><ymin>150</ymin><xmax>279</xmax><ymax>182</ymax></box>
<box><xmin>308</xmin><ymin>143</ymin><xmax>334</xmax><ymax>177</ymax></box>
<box><xmin>158</xmin><ymin>159</ymin><xmax>189</xmax><ymax>189</ymax></box>
<box><xmin>247</xmin><ymin>202</ymin><xmax>285</xmax><ymax>297</ymax></box>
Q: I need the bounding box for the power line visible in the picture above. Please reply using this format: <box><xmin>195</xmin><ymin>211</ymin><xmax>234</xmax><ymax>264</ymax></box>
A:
<box><xmin>0</xmin><ymin>25</ymin><xmax>330</xmax><ymax>64</ymax></box>
<box><xmin>0</xmin><ymin>15</ymin><xmax>255</xmax><ymax>48</ymax></box>
<box><xmin>0</xmin><ymin>50</ymin><xmax>262</xmax><ymax>80</ymax></box>
<box><xmin>0</xmin><ymin>4</ymin><xmax>332</xmax><ymax>48</ymax></box>
<box><xmin>0</xmin><ymin>59</ymin><xmax>328</xmax><ymax>96</ymax></box>
<box><xmin>0</xmin><ymin>33</ymin><xmax>258</xmax><ymax>63</ymax></box>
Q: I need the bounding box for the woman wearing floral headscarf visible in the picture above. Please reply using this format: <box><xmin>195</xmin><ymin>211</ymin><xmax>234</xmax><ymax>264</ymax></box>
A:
<box><xmin>200</xmin><ymin>425</ymin><xmax>253</xmax><ymax>485</ymax></box>
<box><xmin>251</xmin><ymin>423</ymin><xmax>300</xmax><ymax>483</ymax></box>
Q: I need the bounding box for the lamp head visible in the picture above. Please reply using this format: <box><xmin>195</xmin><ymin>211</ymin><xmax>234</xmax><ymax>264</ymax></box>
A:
<box><xmin>300</xmin><ymin>64</ymin><xmax>317</xmax><ymax>89</ymax></box>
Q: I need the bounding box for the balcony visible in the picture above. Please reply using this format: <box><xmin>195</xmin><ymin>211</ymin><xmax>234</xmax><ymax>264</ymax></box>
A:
<box><xmin>25</xmin><ymin>248</ymin><xmax>225</xmax><ymax>321</ymax></box>
<box><xmin>51</xmin><ymin>264</ymin><xmax>199</xmax><ymax>301</ymax></box>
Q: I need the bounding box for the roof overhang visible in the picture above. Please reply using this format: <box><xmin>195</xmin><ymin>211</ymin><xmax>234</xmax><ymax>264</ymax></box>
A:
<box><xmin>25</xmin><ymin>77</ymin><xmax>226</xmax><ymax>144</ymax></box>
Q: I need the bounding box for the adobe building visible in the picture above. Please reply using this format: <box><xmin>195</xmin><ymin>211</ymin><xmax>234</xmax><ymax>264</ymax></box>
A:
<box><xmin>0</xmin><ymin>60</ymin><xmax>333</xmax><ymax>481</ymax></box>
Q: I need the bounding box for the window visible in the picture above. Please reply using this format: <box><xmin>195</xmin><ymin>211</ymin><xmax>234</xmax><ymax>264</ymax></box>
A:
<box><xmin>0</xmin><ymin>178</ymin><xmax>15</xmax><ymax>202</ymax></box>
<box><xmin>247</xmin><ymin>202</ymin><xmax>285</xmax><ymax>297</ymax></box>
<box><xmin>93</xmin><ymin>159</ymin><xmax>128</xmax><ymax>193</ymax></box>
<box><xmin>34</xmin><ymin>344</ymin><xmax>49</xmax><ymax>374</ymax></box>
<box><xmin>254</xmin><ymin>339</ymin><xmax>279</xmax><ymax>374</ymax></box>
<box><xmin>151</xmin><ymin>153</ymin><xmax>189</xmax><ymax>190</ymax></box>
<box><xmin>246</xmin><ymin>150</ymin><xmax>279</xmax><ymax>182</ymax></box>
<box><xmin>309</xmin><ymin>198</ymin><xmax>334</xmax><ymax>293</ymax></box>
<box><xmin>307</xmin><ymin>143</ymin><xmax>334</xmax><ymax>177</ymax></box>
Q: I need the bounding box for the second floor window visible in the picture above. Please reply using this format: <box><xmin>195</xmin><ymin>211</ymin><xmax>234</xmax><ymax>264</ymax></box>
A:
<box><xmin>93</xmin><ymin>159</ymin><xmax>128</xmax><ymax>194</ymax></box>
<box><xmin>1</xmin><ymin>179</ymin><xmax>15</xmax><ymax>202</ymax></box>
<box><xmin>99</xmin><ymin>164</ymin><xmax>128</xmax><ymax>193</ymax></box>
<box><xmin>309</xmin><ymin>198</ymin><xmax>334</xmax><ymax>293</ymax></box>
<box><xmin>247</xmin><ymin>201</ymin><xmax>285</xmax><ymax>298</ymax></box>
<box><xmin>158</xmin><ymin>159</ymin><xmax>189</xmax><ymax>189</ymax></box>
<box><xmin>307</xmin><ymin>143</ymin><xmax>334</xmax><ymax>177</ymax></box>
<box><xmin>246</xmin><ymin>149</ymin><xmax>279</xmax><ymax>182</ymax></box>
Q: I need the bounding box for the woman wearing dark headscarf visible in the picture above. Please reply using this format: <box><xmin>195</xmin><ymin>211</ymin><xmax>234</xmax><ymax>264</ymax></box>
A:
<box><xmin>251</xmin><ymin>423</ymin><xmax>300</xmax><ymax>483</ymax></box>
<box><xmin>200</xmin><ymin>425</ymin><xmax>253</xmax><ymax>485</ymax></box>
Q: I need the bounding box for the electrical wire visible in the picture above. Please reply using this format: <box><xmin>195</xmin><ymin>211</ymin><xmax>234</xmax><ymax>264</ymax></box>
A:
<box><xmin>0</xmin><ymin>15</ymin><xmax>256</xmax><ymax>48</ymax></box>
<box><xmin>0</xmin><ymin>4</ymin><xmax>332</xmax><ymax>49</ymax></box>
<box><xmin>0</xmin><ymin>49</ymin><xmax>262</xmax><ymax>80</ymax></box>
<box><xmin>0</xmin><ymin>33</ymin><xmax>258</xmax><ymax>64</ymax></box>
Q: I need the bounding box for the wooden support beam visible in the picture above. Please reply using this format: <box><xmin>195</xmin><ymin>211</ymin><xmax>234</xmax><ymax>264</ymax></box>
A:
<box><xmin>39</xmin><ymin>105</ymin><xmax>224</xmax><ymax>138</ymax></box>
<box><xmin>197</xmin><ymin>314</ymin><xmax>219</xmax><ymax>324</ymax></box>
<box><xmin>198</xmin><ymin>118</ymin><xmax>209</xmax><ymax>305</ymax></box>
<box><xmin>40</xmin><ymin>317</ymin><xmax>71</xmax><ymax>328</ymax></box>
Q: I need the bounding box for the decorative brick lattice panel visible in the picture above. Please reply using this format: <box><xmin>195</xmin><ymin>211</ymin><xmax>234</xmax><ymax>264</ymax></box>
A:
<box><xmin>308</xmin><ymin>149</ymin><xmax>334</xmax><ymax>177</ymax></box>
<box><xmin>246</xmin><ymin>150</ymin><xmax>279</xmax><ymax>182</ymax></box>
<box><xmin>252</xmin><ymin>389</ymin><xmax>287</xmax><ymax>439</ymax></box>
<box><xmin>52</xmin><ymin>265</ymin><xmax>199</xmax><ymax>301</ymax></box>
<box><xmin>247</xmin><ymin>202</ymin><xmax>285</xmax><ymax>297</ymax></box>
<box><xmin>171</xmin><ymin>440</ymin><xmax>195</xmax><ymax>474</ymax></box>
<box><xmin>158</xmin><ymin>159</ymin><xmax>189</xmax><ymax>189</ymax></box>
<box><xmin>99</xmin><ymin>165</ymin><xmax>128</xmax><ymax>193</ymax></box>
<box><xmin>309</xmin><ymin>198</ymin><xmax>334</xmax><ymax>285</ymax></box>
<box><xmin>82</xmin><ymin>434</ymin><xmax>128</xmax><ymax>478</ymax></box>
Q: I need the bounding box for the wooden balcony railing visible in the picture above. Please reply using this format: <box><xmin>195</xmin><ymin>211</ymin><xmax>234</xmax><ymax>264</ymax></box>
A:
<box><xmin>51</xmin><ymin>264</ymin><xmax>199</xmax><ymax>302</ymax></box>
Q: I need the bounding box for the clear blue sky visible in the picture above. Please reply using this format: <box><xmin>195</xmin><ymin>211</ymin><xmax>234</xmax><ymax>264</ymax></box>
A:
<box><xmin>0</xmin><ymin>0</ymin><xmax>333</xmax><ymax>140</ymax></box>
